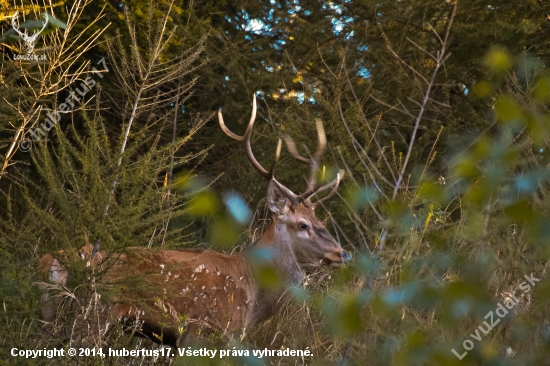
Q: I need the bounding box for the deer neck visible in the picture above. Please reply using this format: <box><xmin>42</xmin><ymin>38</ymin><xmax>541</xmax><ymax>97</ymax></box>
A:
<box><xmin>241</xmin><ymin>221</ymin><xmax>304</xmax><ymax>327</ymax></box>
<box><xmin>248</xmin><ymin>221</ymin><xmax>305</xmax><ymax>285</ymax></box>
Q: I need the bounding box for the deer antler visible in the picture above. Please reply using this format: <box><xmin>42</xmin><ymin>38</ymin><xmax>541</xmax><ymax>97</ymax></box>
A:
<box><xmin>282</xmin><ymin>119</ymin><xmax>343</xmax><ymax>207</ymax></box>
<box><xmin>11</xmin><ymin>12</ymin><xmax>23</xmax><ymax>37</ymax></box>
<box><xmin>282</xmin><ymin>118</ymin><xmax>326</xmax><ymax>198</ymax></box>
<box><xmin>219</xmin><ymin>99</ymin><xmax>341</xmax><ymax>207</ymax></box>
<box><xmin>218</xmin><ymin>94</ymin><xmax>280</xmax><ymax>181</ymax></box>
<box><xmin>305</xmin><ymin>169</ymin><xmax>344</xmax><ymax>207</ymax></box>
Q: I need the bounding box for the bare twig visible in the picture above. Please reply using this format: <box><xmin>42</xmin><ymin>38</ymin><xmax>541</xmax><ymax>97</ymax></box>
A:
<box><xmin>342</xmin><ymin>60</ymin><xmax>398</xmax><ymax>182</ymax></box>
<box><xmin>392</xmin><ymin>4</ymin><xmax>457</xmax><ymax>200</ymax></box>
<box><xmin>340</xmin><ymin>4</ymin><xmax>458</xmax><ymax>365</ymax></box>
<box><xmin>338</xmin><ymin>101</ymin><xmax>395</xmax><ymax>193</ymax></box>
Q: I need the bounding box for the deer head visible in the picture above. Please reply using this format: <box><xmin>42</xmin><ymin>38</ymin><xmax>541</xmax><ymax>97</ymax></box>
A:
<box><xmin>218</xmin><ymin>94</ymin><xmax>350</xmax><ymax>268</ymax></box>
<box><xmin>11</xmin><ymin>12</ymin><xmax>49</xmax><ymax>54</ymax></box>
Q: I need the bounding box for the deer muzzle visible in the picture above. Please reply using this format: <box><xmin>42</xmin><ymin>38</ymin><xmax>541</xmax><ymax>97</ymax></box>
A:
<box><xmin>323</xmin><ymin>248</ymin><xmax>351</xmax><ymax>266</ymax></box>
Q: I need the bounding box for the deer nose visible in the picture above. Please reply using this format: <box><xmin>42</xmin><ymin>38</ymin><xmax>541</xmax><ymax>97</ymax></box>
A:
<box><xmin>342</xmin><ymin>250</ymin><xmax>351</xmax><ymax>263</ymax></box>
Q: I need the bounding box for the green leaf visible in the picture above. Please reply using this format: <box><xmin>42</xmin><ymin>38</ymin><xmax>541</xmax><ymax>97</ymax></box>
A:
<box><xmin>453</xmin><ymin>157</ymin><xmax>478</xmax><ymax>179</ymax></box>
<box><xmin>18</xmin><ymin>20</ymin><xmax>47</xmax><ymax>31</ymax></box>
<box><xmin>345</xmin><ymin>185</ymin><xmax>378</xmax><ymax>210</ymax></box>
<box><xmin>331</xmin><ymin>295</ymin><xmax>364</xmax><ymax>338</ymax></box>
<box><xmin>255</xmin><ymin>265</ymin><xmax>282</xmax><ymax>289</ymax></box>
<box><xmin>534</xmin><ymin>76</ymin><xmax>550</xmax><ymax>103</ymax></box>
<box><xmin>210</xmin><ymin>217</ymin><xmax>240</xmax><ymax>248</ymax></box>
<box><xmin>484</xmin><ymin>47</ymin><xmax>512</xmax><ymax>73</ymax></box>
<box><xmin>473</xmin><ymin>81</ymin><xmax>493</xmax><ymax>98</ymax></box>
<box><xmin>46</xmin><ymin>15</ymin><xmax>68</xmax><ymax>29</ymax></box>
<box><xmin>187</xmin><ymin>191</ymin><xmax>219</xmax><ymax>216</ymax></box>
<box><xmin>503</xmin><ymin>200</ymin><xmax>536</xmax><ymax>223</ymax></box>
<box><xmin>417</xmin><ymin>182</ymin><xmax>450</xmax><ymax>205</ymax></box>
<box><xmin>494</xmin><ymin>96</ymin><xmax>524</xmax><ymax>124</ymax></box>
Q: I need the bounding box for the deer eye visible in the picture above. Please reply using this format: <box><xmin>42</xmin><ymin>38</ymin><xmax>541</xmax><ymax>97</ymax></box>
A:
<box><xmin>298</xmin><ymin>223</ymin><xmax>309</xmax><ymax>231</ymax></box>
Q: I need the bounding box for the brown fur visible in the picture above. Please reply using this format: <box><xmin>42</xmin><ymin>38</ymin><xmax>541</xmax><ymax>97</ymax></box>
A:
<box><xmin>38</xmin><ymin>189</ymin><xmax>349</xmax><ymax>347</ymax></box>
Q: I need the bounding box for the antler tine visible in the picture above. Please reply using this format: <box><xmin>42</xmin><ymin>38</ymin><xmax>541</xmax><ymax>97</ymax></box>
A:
<box><xmin>305</xmin><ymin>169</ymin><xmax>345</xmax><ymax>207</ymax></box>
<box><xmin>11</xmin><ymin>12</ymin><xmax>24</xmax><ymax>37</ymax></box>
<box><xmin>281</xmin><ymin>134</ymin><xmax>310</xmax><ymax>164</ymax></box>
<box><xmin>282</xmin><ymin>118</ymin><xmax>327</xmax><ymax>197</ymax></box>
<box><xmin>37</xmin><ymin>13</ymin><xmax>49</xmax><ymax>36</ymax></box>
<box><xmin>269</xmin><ymin>138</ymin><xmax>282</xmax><ymax>177</ymax></box>
<box><xmin>218</xmin><ymin>94</ymin><xmax>275</xmax><ymax>181</ymax></box>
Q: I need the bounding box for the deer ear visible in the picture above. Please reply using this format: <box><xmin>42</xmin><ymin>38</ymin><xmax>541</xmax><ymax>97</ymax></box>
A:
<box><xmin>267</xmin><ymin>180</ymin><xmax>290</xmax><ymax>215</ymax></box>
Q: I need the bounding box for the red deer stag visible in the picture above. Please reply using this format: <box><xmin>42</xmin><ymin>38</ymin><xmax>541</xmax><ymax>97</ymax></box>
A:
<box><xmin>38</xmin><ymin>94</ymin><xmax>350</xmax><ymax>347</ymax></box>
